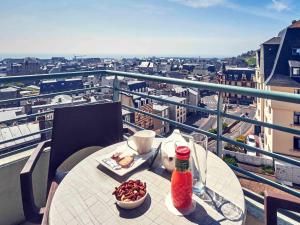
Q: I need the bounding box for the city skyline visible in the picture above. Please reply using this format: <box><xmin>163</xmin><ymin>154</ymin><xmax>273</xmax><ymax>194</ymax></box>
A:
<box><xmin>1</xmin><ymin>0</ymin><xmax>300</xmax><ymax>57</ymax></box>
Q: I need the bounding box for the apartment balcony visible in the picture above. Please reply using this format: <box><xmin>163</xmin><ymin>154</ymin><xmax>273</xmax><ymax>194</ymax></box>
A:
<box><xmin>0</xmin><ymin>70</ymin><xmax>300</xmax><ymax>225</ymax></box>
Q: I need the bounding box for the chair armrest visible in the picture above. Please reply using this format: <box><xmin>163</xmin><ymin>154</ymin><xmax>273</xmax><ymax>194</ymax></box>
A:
<box><xmin>264</xmin><ymin>190</ymin><xmax>300</xmax><ymax>225</ymax></box>
<box><xmin>20</xmin><ymin>140</ymin><xmax>51</xmax><ymax>223</ymax></box>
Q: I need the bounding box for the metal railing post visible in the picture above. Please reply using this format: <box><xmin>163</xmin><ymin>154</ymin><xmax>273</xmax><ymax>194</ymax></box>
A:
<box><xmin>216</xmin><ymin>92</ymin><xmax>223</xmax><ymax>158</ymax></box>
<box><xmin>113</xmin><ymin>75</ymin><xmax>120</xmax><ymax>101</ymax></box>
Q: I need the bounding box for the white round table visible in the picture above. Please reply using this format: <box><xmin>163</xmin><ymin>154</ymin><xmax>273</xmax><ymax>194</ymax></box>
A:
<box><xmin>49</xmin><ymin>139</ymin><xmax>245</xmax><ymax>225</ymax></box>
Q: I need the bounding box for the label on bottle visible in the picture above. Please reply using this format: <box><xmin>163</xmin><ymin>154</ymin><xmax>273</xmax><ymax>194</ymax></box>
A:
<box><xmin>175</xmin><ymin>159</ymin><xmax>189</xmax><ymax>172</ymax></box>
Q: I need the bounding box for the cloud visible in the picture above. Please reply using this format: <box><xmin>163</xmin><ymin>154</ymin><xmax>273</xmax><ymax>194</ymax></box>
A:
<box><xmin>170</xmin><ymin>0</ymin><xmax>228</xmax><ymax>8</ymax></box>
<box><xmin>170</xmin><ymin>0</ymin><xmax>292</xmax><ymax>21</ymax></box>
<box><xmin>267</xmin><ymin>0</ymin><xmax>289</xmax><ymax>12</ymax></box>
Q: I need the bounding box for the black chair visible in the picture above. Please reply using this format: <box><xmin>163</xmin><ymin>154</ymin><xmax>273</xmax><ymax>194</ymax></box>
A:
<box><xmin>20</xmin><ymin>102</ymin><xmax>124</xmax><ymax>224</ymax></box>
<box><xmin>264</xmin><ymin>191</ymin><xmax>300</xmax><ymax>225</ymax></box>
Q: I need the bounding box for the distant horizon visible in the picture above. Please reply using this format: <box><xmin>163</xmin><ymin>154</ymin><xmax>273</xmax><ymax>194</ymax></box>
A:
<box><xmin>0</xmin><ymin>53</ymin><xmax>238</xmax><ymax>60</ymax></box>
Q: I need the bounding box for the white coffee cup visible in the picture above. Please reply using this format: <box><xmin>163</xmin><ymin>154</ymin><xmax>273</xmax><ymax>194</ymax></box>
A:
<box><xmin>127</xmin><ymin>130</ymin><xmax>156</xmax><ymax>155</ymax></box>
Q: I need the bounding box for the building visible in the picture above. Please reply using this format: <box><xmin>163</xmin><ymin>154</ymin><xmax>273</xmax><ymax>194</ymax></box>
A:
<box><xmin>169</xmin><ymin>86</ymin><xmax>198</xmax><ymax>114</ymax></box>
<box><xmin>100</xmin><ymin>76</ymin><xmax>126</xmax><ymax>95</ymax></box>
<box><xmin>161</xmin><ymin>95</ymin><xmax>187</xmax><ymax>124</ymax></box>
<box><xmin>0</xmin><ymin>107</ymin><xmax>24</xmax><ymax>125</ymax></box>
<box><xmin>138</xmin><ymin>61</ymin><xmax>155</xmax><ymax>73</ymax></box>
<box><xmin>171</xmin><ymin>86</ymin><xmax>188</xmax><ymax>98</ymax></box>
<box><xmin>7</xmin><ymin>57</ymin><xmax>41</xmax><ymax>75</ymax></box>
<box><xmin>157</xmin><ymin>62</ymin><xmax>171</xmax><ymax>73</ymax></box>
<box><xmin>255</xmin><ymin>20</ymin><xmax>300</xmax><ymax>158</ymax></box>
<box><xmin>187</xmin><ymin>88</ymin><xmax>199</xmax><ymax>114</ymax></box>
<box><xmin>122</xmin><ymin>109</ymin><xmax>134</xmax><ymax>124</ymax></box>
<box><xmin>182</xmin><ymin>63</ymin><xmax>199</xmax><ymax>72</ymax></box>
<box><xmin>29</xmin><ymin>94</ymin><xmax>96</xmax><ymax>114</ymax></box>
<box><xmin>120</xmin><ymin>93</ymin><xmax>154</xmax><ymax>129</ymax></box>
<box><xmin>40</xmin><ymin>78</ymin><xmax>83</xmax><ymax>94</ymax></box>
<box><xmin>0</xmin><ymin>87</ymin><xmax>19</xmax><ymax>108</ymax></box>
<box><xmin>217</xmin><ymin>65</ymin><xmax>255</xmax><ymax>104</ymax></box>
<box><xmin>127</xmin><ymin>81</ymin><xmax>148</xmax><ymax>92</ymax></box>
<box><xmin>153</xmin><ymin>104</ymin><xmax>169</xmax><ymax>135</ymax></box>
<box><xmin>0</xmin><ymin>122</ymin><xmax>41</xmax><ymax>152</ymax></box>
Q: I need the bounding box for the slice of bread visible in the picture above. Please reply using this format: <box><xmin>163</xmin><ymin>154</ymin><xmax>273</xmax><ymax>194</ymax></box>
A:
<box><xmin>118</xmin><ymin>156</ymin><xmax>134</xmax><ymax>168</ymax></box>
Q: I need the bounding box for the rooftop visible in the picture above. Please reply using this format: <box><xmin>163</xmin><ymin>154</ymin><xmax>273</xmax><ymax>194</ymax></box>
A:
<box><xmin>162</xmin><ymin>95</ymin><xmax>186</xmax><ymax>102</ymax></box>
<box><xmin>262</xmin><ymin>36</ymin><xmax>281</xmax><ymax>45</ymax></box>
<box><xmin>225</xmin><ymin>67</ymin><xmax>255</xmax><ymax>72</ymax></box>
<box><xmin>153</xmin><ymin>104</ymin><xmax>169</xmax><ymax>111</ymax></box>
<box><xmin>289</xmin><ymin>60</ymin><xmax>300</xmax><ymax>67</ymax></box>
<box><xmin>265</xmin><ymin>20</ymin><xmax>300</xmax><ymax>87</ymax></box>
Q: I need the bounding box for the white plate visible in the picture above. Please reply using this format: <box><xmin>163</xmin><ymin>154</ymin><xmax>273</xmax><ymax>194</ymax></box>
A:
<box><xmin>95</xmin><ymin>144</ymin><xmax>154</xmax><ymax>177</ymax></box>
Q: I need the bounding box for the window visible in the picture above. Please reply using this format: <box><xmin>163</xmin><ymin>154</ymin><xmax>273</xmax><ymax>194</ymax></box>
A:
<box><xmin>294</xmin><ymin>137</ymin><xmax>300</xmax><ymax>150</ymax></box>
<box><xmin>292</xmin><ymin>48</ymin><xmax>300</xmax><ymax>56</ymax></box>
<box><xmin>294</xmin><ymin>112</ymin><xmax>300</xmax><ymax>125</ymax></box>
<box><xmin>294</xmin><ymin>89</ymin><xmax>300</xmax><ymax>94</ymax></box>
<box><xmin>292</xmin><ymin>67</ymin><xmax>300</xmax><ymax>76</ymax></box>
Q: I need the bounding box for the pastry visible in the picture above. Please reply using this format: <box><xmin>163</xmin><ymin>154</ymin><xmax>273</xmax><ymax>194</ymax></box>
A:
<box><xmin>118</xmin><ymin>155</ymin><xmax>134</xmax><ymax>168</ymax></box>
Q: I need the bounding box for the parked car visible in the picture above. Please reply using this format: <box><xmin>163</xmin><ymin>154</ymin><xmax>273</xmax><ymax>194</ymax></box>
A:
<box><xmin>246</xmin><ymin>135</ymin><xmax>256</xmax><ymax>148</ymax></box>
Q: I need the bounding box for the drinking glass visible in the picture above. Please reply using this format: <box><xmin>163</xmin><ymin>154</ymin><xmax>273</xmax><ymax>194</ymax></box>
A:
<box><xmin>187</xmin><ymin>133</ymin><xmax>208</xmax><ymax>197</ymax></box>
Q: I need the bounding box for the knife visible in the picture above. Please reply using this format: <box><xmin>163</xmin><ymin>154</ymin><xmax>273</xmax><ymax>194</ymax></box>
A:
<box><xmin>148</xmin><ymin>142</ymin><xmax>162</xmax><ymax>170</ymax></box>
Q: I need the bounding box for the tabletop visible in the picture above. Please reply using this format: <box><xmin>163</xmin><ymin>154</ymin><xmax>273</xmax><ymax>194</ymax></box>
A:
<box><xmin>49</xmin><ymin>139</ymin><xmax>245</xmax><ymax>225</ymax></box>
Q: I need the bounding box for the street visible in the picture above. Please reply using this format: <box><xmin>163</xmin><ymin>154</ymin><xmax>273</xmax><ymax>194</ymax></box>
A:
<box><xmin>184</xmin><ymin>93</ymin><xmax>256</xmax><ymax>152</ymax></box>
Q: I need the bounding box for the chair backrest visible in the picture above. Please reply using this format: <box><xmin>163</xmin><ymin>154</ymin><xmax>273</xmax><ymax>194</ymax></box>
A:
<box><xmin>48</xmin><ymin>102</ymin><xmax>123</xmax><ymax>183</ymax></box>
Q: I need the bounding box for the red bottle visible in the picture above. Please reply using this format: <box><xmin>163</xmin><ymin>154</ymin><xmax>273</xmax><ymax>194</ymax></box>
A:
<box><xmin>171</xmin><ymin>146</ymin><xmax>193</xmax><ymax>210</ymax></box>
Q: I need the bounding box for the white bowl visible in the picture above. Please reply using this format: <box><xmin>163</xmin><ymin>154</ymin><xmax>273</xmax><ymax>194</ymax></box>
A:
<box><xmin>116</xmin><ymin>192</ymin><xmax>148</xmax><ymax>209</ymax></box>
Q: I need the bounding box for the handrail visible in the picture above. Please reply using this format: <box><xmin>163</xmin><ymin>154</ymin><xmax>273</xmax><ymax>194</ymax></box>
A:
<box><xmin>122</xmin><ymin>104</ymin><xmax>216</xmax><ymax>138</ymax></box>
<box><xmin>106</xmin><ymin>70</ymin><xmax>300</xmax><ymax>104</ymax></box>
<box><xmin>0</xmin><ymin>143</ymin><xmax>39</xmax><ymax>159</ymax></box>
<box><xmin>118</xmin><ymin>88</ymin><xmax>300</xmax><ymax>136</ymax></box>
<box><xmin>122</xmin><ymin>103</ymin><xmax>300</xmax><ymax>167</ymax></box>
<box><xmin>118</xmin><ymin>88</ymin><xmax>217</xmax><ymax>115</ymax></box>
<box><xmin>123</xmin><ymin>120</ymin><xmax>164</xmax><ymax>138</ymax></box>
<box><xmin>0</xmin><ymin>86</ymin><xmax>106</xmax><ymax>105</ymax></box>
<box><xmin>230</xmin><ymin>164</ymin><xmax>300</xmax><ymax>198</ymax></box>
<box><xmin>222</xmin><ymin>136</ymin><xmax>300</xmax><ymax>167</ymax></box>
<box><xmin>1</xmin><ymin>70</ymin><xmax>300</xmax><ymax>103</ymax></box>
<box><xmin>1</xmin><ymin>110</ymin><xmax>54</xmax><ymax>124</ymax></box>
<box><xmin>0</xmin><ymin>128</ymin><xmax>52</xmax><ymax>146</ymax></box>
<box><xmin>0</xmin><ymin>70</ymin><xmax>106</xmax><ymax>83</ymax></box>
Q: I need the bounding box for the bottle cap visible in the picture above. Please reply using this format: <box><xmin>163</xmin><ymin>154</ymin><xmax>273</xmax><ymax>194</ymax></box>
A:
<box><xmin>175</xmin><ymin>146</ymin><xmax>190</xmax><ymax>160</ymax></box>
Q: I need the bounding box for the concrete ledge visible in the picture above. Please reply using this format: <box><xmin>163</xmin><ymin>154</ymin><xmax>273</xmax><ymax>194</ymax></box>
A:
<box><xmin>0</xmin><ymin>147</ymin><xmax>49</xmax><ymax>225</ymax></box>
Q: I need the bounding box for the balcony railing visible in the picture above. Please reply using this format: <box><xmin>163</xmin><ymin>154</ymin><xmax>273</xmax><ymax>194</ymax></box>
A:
<box><xmin>1</xmin><ymin>70</ymin><xmax>300</xmax><ymax>223</ymax></box>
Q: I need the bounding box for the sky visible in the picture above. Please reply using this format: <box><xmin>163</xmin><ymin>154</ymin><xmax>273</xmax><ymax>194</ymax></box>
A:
<box><xmin>0</xmin><ymin>0</ymin><xmax>299</xmax><ymax>58</ymax></box>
